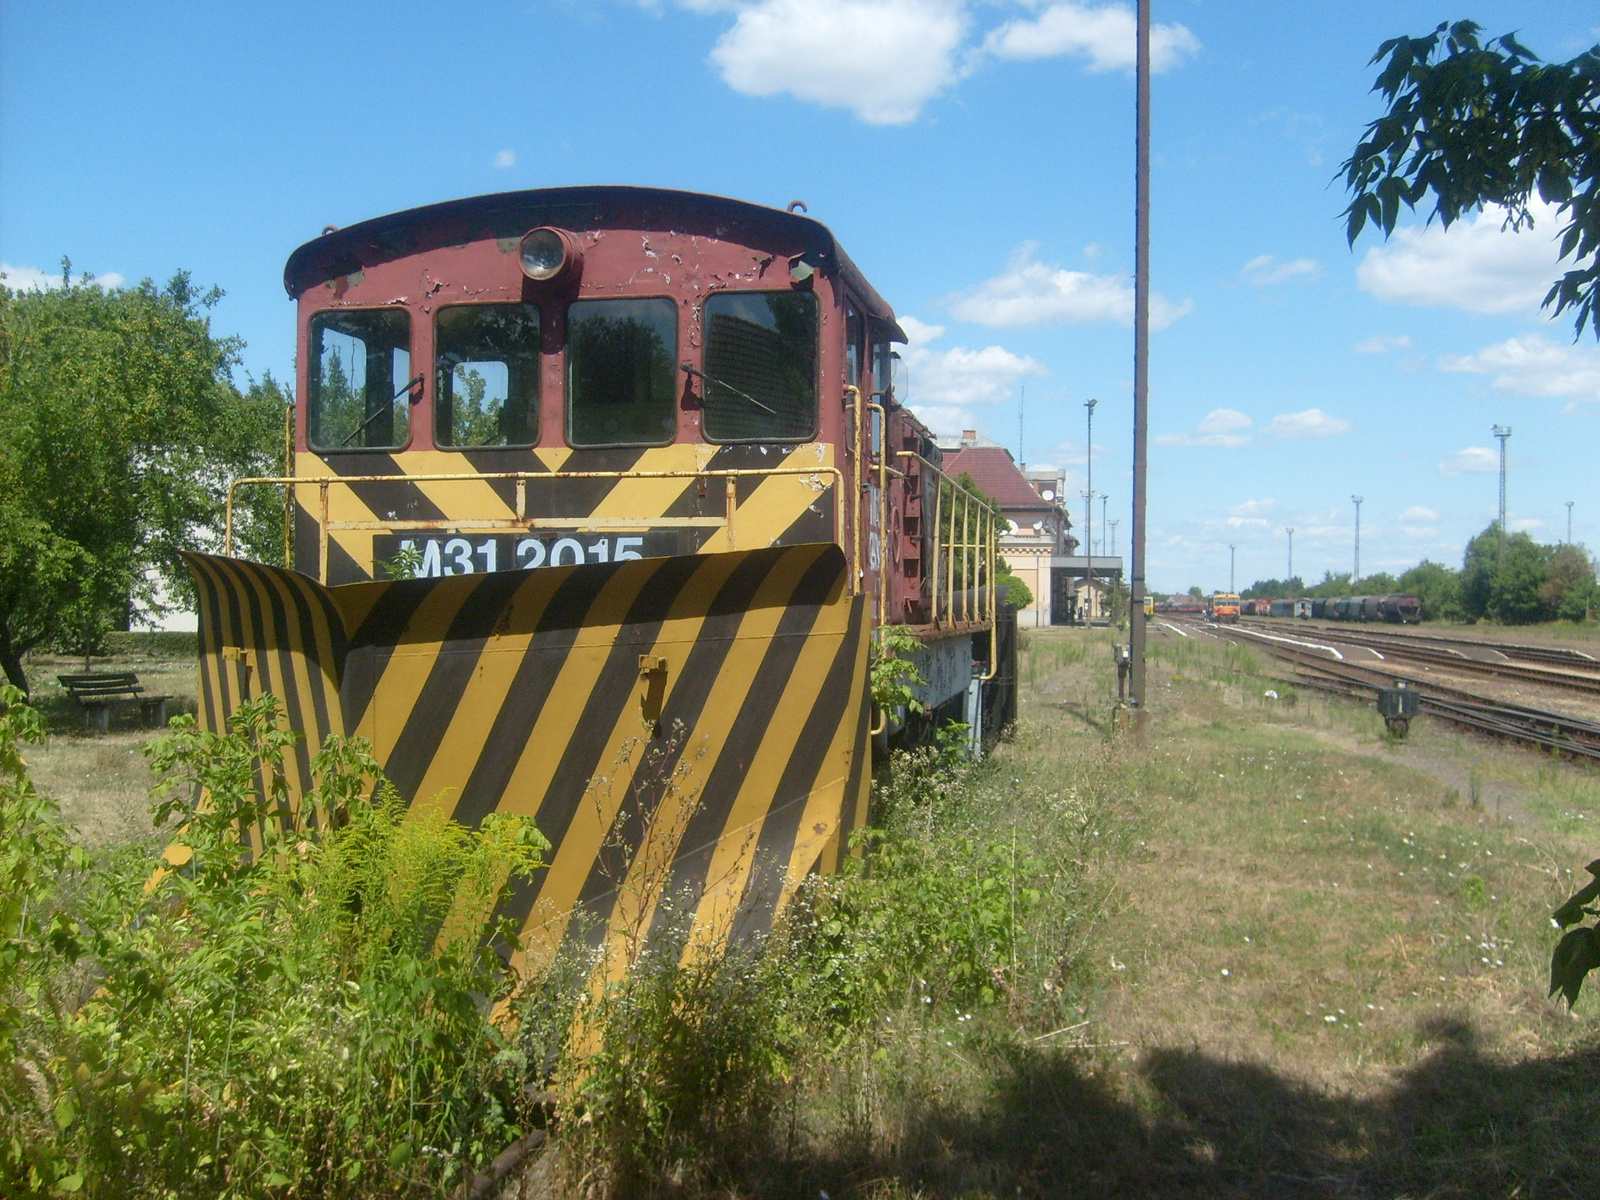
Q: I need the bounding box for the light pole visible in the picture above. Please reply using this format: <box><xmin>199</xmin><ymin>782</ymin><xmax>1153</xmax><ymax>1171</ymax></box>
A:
<box><xmin>1567</xmin><ymin>500</ymin><xmax>1575</xmax><ymax>544</ymax></box>
<box><xmin>1492</xmin><ymin>424</ymin><xmax>1512</xmax><ymax>547</ymax></box>
<box><xmin>1100</xmin><ymin>493</ymin><xmax>1110</xmax><ymax>554</ymax></box>
<box><xmin>1084</xmin><ymin>398</ymin><xmax>1097</xmax><ymax>623</ymax></box>
<box><xmin>1229</xmin><ymin>543</ymin><xmax>1237</xmax><ymax>594</ymax></box>
<box><xmin>1351</xmin><ymin>495</ymin><xmax>1363</xmax><ymax>584</ymax></box>
<box><xmin>1128</xmin><ymin>0</ymin><xmax>1152</xmax><ymax>707</ymax></box>
<box><xmin>1286</xmin><ymin>527</ymin><xmax>1294</xmax><ymax>586</ymax></box>
<box><xmin>1110</xmin><ymin>518</ymin><xmax>1120</xmax><ymax>557</ymax></box>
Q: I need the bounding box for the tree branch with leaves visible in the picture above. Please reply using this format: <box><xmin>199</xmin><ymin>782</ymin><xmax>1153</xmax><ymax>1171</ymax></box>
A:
<box><xmin>1341</xmin><ymin>21</ymin><xmax>1600</xmax><ymax>339</ymax></box>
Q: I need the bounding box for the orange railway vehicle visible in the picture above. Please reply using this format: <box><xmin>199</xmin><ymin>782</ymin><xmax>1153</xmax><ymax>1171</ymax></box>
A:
<box><xmin>1207</xmin><ymin>592</ymin><xmax>1241</xmax><ymax>624</ymax></box>
<box><xmin>192</xmin><ymin>187</ymin><xmax>1018</xmax><ymax>963</ymax></box>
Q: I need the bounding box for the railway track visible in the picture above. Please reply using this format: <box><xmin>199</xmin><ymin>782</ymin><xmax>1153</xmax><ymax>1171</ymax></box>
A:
<box><xmin>1241</xmin><ymin>616</ymin><xmax>1600</xmax><ymax>667</ymax></box>
<box><xmin>1231</xmin><ymin>618</ymin><xmax>1600</xmax><ymax>696</ymax></box>
<box><xmin>1184</xmin><ymin>619</ymin><xmax>1600</xmax><ymax>765</ymax></box>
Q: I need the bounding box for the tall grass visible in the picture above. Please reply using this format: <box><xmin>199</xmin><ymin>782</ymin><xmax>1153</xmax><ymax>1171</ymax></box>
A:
<box><xmin>1</xmin><ymin>691</ymin><xmax>547</xmax><ymax>1199</ymax></box>
<box><xmin>2</xmin><ymin>676</ymin><xmax>1134</xmax><ymax>1198</ymax></box>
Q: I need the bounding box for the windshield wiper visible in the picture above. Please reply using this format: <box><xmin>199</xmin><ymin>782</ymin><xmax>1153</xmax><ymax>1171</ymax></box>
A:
<box><xmin>340</xmin><ymin>375</ymin><xmax>424</xmax><ymax>446</ymax></box>
<box><xmin>680</xmin><ymin>363</ymin><xmax>777</xmax><ymax>416</ymax></box>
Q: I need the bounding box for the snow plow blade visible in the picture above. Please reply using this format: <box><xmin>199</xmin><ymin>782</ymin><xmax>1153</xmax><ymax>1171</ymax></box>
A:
<box><xmin>183</xmin><ymin>544</ymin><xmax>870</xmax><ymax>962</ymax></box>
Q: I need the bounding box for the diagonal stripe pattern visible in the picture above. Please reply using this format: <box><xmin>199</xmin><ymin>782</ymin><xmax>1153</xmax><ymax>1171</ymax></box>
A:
<box><xmin>184</xmin><ymin>544</ymin><xmax>870</xmax><ymax>963</ymax></box>
<box><xmin>292</xmin><ymin>443</ymin><xmax>838</xmax><ymax>583</ymax></box>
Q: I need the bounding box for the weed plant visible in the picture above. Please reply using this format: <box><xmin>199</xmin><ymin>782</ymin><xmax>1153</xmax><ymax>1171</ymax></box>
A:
<box><xmin>3</xmin><ymin>669</ymin><xmax>1138</xmax><ymax>1199</ymax></box>
<box><xmin>0</xmin><ymin>689</ymin><xmax>547</xmax><ymax>1199</ymax></box>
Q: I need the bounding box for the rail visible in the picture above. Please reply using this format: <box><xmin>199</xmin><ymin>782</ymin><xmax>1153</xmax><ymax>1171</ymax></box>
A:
<box><xmin>224</xmin><ymin>466</ymin><xmax>845</xmax><ymax>585</ymax></box>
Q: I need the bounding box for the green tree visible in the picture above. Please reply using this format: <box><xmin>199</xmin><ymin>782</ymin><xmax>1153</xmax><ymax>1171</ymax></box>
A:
<box><xmin>0</xmin><ymin>269</ymin><xmax>285</xmax><ymax>692</ymax></box>
<box><xmin>1306</xmin><ymin>571</ymin><xmax>1354</xmax><ymax>599</ymax></box>
<box><xmin>1342</xmin><ymin>22</ymin><xmax>1600</xmax><ymax>338</ymax></box>
<box><xmin>1397</xmin><ymin>559</ymin><xmax>1461</xmax><ymax>621</ymax></box>
<box><xmin>1241</xmin><ymin>577</ymin><xmax>1305</xmax><ymax>600</ymax></box>
<box><xmin>1488</xmin><ymin>532</ymin><xmax>1553</xmax><ymax>624</ymax></box>
<box><xmin>1459</xmin><ymin>525</ymin><xmax>1500</xmax><ymax>620</ymax></box>
<box><xmin>995</xmin><ymin>556</ymin><xmax>1033</xmax><ymax>610</ymax></box>
<box><xmin>1543</xmin><ymin>542</ymin><xmax>1596</xmax><ymax>620</ymax></box>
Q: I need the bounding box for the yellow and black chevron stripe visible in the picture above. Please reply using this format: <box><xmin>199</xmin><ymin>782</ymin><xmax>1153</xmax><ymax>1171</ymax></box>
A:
<box><xmin>184</xmin><ymin>544</ymin><xmax>870</xmax><ymax>964</ymax></box>
<box><xmin>292</xmin><ymin>443</ymin><xmax>839</xmax><ymax>584</ymax></box>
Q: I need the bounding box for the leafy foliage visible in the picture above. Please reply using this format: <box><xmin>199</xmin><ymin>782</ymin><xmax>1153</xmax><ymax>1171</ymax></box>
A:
<box><xmin>1398</xmin><ymin>560</ymin><xmax>1462</xmax><ymax>621</ymax></box>
<box><xmin>996</xmin><ymin>556</ymin><xmax>1033</xmax><ymax>609</ymax></box>
<box><xmin>869</xmin><ymin>624</ymin><xmax>926</xmax><ymax>718</ymax></box>
<box><xmin>0</xmin><ymin>693</ymin><xmax>548</xmax><ymax>1198</ymax></box>
<box><xmin>1460</xmin><ymin>524</ymin><xmax>1595</xmax><ymax>624</ymax></box>
<box><xmin>0</xmin><ymin>269</ymin><xmax>287</xmax><ymax>690</ymax></box>
<box><xmin>1550</xmin><ymin>860</ymin><xmax>1600</xmax><ymax>1006</ymax></box>
<box><xmin>1341</xmin><ymin>21</ymin><xmax>1600</xmax><ymax>338</ymax></box>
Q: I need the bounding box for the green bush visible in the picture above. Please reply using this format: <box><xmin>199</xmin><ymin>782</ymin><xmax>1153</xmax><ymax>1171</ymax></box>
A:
<box><xmin>104</xmin><ymin>631</ymin><xmax>199</xmax><ymax>659</ymax></box>
<box><xmin>1</xmin><ymin>692</ymin><xmax>548</xmax><ymax>1199</ymax></box>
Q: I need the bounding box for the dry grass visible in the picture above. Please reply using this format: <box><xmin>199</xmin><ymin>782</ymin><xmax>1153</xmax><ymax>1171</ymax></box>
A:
<box><xmin>825</xmin><ymin>626</ymin><xmax>1600</xmax><ymax>1198</ymax></box>
<box><xmin>19</xmin><ymin>630</ymin><xmax>1600</xmax><ymax>1197</ymax></box>
<box><xmin>17</xmin><ymin>648</ymin><xmax>198</xmax><ymax>848</ymax></box>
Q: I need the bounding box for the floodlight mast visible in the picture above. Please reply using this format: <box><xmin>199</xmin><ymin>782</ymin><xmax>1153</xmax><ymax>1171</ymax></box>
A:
<box><xmin>1492</xmin><ymin>424</ymin><xmax>1512</xmax><ymax>548</ymax></box>
<box><xmin>1128</xmin><ymin>0</ymin><xmax>1151</xmax><ymax>707</ymax></box>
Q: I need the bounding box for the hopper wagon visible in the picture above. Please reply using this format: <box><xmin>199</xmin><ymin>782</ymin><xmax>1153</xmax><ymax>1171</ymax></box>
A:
<box><xmin>188</xmin><ymin>186</ymin><xmax>1017</xmax><ymax>966</ymax></box>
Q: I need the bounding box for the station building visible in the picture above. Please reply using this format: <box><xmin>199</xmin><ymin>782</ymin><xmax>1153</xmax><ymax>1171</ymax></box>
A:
<box><xmin>937</xmin><ymin>431</ymin><xmax>1076</xmax><ymax>628</ymax></box>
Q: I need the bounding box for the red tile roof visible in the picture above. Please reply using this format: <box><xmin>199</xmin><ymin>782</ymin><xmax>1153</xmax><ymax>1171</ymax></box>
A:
<box><xmin>942</xmin><ymin>446</ymin><xmax>1056</xmax><ymax>511</ymax></box>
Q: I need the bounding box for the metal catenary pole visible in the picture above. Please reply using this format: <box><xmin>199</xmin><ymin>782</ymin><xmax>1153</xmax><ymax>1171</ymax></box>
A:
<box><xmin>1286</xmin><ymin>526</ymin><xmax>1294</xmax><ymax>584</ymax></box>
<box><xmin>1128</xmin><ymin>0</ymin><xmax>1151</xmax><ymax>705</ymax></box>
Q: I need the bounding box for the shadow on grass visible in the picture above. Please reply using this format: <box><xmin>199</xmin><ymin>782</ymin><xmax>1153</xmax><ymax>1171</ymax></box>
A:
<box><xmin>767</xmin><ymin>1016</ymin><xmax>1600</xmax><ymax>1200</ymax></box>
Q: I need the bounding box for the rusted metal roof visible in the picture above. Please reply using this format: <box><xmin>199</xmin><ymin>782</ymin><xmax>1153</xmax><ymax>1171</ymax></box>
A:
<box><xmin>943</xmin><ymin>446</ymin><xmax>1057</xmax><ymax>511</ymax></box>
<box><xmin>284</xmin><ymin>185</ymin><xmax>905</xmax><ymax>341</ymax></box>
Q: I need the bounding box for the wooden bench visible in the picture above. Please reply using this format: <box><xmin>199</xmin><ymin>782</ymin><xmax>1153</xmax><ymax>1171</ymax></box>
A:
<box><xmin>57</xmin><ymin>673</ymin><xmax>171</xmax><ymax>733</ymax></box>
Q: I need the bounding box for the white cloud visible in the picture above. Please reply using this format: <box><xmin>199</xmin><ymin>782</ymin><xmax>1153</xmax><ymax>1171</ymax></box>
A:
<box><xmin>1154</xmin><ymin>407</ymin><xmax>1251</xmax><ymax>448</ymax></box>
<box><xmin>948</xmin><ymin>242</ymin><xmax>1191</xmax><ymax>329</ymax></box>
<box><xmin>689</xmin><ymin>0</ymin><xmax>1199</xmax><ymax>124</ymax></box>
<box><xmin>1265</xmin><ymin>408</ymin><xmax>1350</xmax><ymax>439</ymax></box>
<box><xmin>493</xmin><ymin>149</ymin><xmax>516</xmax><ymax>169</ymax></box>
<box><xmin>898</xmin><ymin>314</ymin><xmax>1046</xmax><ymax>435</ymax></box>
<box><xmin>982</xmin><ymin>2</ymin><xmax>1198</xmax><ymax>72</ymax></box>
<box><xmin>1398</xmin><ymin>506</ymin><xmax>1438</xmax><ymax>523</ymax></box>
<box><xmin>1357</xmin><ymin>201</ymin><xmax>1566</xmax><ymax>317</ymax></box>
<box><xmin>1227</xmin><ymin>516</ymin><xmax>1269</xmax><ymax>529</ymax></box>
<box><xmin>1230</xmin><ymin>498</ymin><xmax>1277</xmax><ymax>517</ymax></box>
<box><xmin>1437</xmin><ymin>446</ymin><xmax>1498</xmax><ymax>477</ymax></box>
<box><xmin>1511</xmin><ymin>517</ymin><xmax>1544</xmax><ymax>532</ymax></box>
<box><xmin>1240</xmin><ymin>254</ymin><xmax>1320</xmax><ymax>286</ymax></box>
<box><xmin>1439</xmin><ymin>334</ymin><xmax>1600</xmax><ymax>404</ymax></box>
<box><xmin>709</xmin><ymin>0</ymin><xmax>967</xmax><ymax>125</ymax></box>
<box><xmin>1</xmin><ymin>262</ymin><xmax>125</xmax><ymax>291</ymax></box>
<box><xmin>1353</xmin><ymin>334</ymin><xmax>1412</xmax><ymax>354</ymax></box>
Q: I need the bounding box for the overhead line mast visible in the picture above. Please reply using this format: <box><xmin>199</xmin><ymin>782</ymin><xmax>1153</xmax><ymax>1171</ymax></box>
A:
<box><xmin>1128</xmin><ymin>0</ymin><xmax>1151</xmax><ymax>707</ymax></box>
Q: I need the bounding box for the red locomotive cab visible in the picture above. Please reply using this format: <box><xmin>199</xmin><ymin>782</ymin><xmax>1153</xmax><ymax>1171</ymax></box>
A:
<box><xmin>268</xmin><ymin>188</ymin><xmax>923</xmax><ymax>587</ymax></box>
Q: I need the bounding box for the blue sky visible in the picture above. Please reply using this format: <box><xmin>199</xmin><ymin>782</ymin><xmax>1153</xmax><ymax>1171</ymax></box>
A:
<box><xmin>3</xmin><ymin>0</ymin><xmax>1597</xmax><ymax>593</ymax></box>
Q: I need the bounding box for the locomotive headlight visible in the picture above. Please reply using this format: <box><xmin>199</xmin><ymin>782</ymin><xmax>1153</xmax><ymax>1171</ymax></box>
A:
<box><xmin>518</xmin><ymin>227</ymin><xmax>581</xmax><ymax>282</ymax></box>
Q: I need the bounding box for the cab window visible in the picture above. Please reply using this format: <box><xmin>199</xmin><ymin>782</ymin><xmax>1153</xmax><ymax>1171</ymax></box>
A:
<box><xmin>434</xmin><ymin>304</ymin><xmax>540</xmax><ymax>447</ymax></box>
<box><xmin>871</xmin><ymin>341</ymin><xmax>894</xmax><ymax>402</ymax></box>
<box><xmin>566</xmin><ymin>298</ymin><xmax>677</xmax><ymax>447</ymax></box>
<box><xmin>701</xmin><ymin>291</ymin><xmax>818</xmax><ymax>442</ymax></box>
<box><xmin>844</xmin><ymin>304</ymin><xmax>862</xmax><ymax>388</ymax></box>
<box><xmin>307</xmin><ymin>309</ymin><xmax>412</xmax><ymax>450</ymax></box>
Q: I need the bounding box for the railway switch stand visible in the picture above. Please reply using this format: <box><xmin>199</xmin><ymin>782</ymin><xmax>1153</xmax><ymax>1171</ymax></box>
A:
<box><xmin>1378</xmin><ymin>683</ymin><xmax>1421</xmax><ymax>737</ymax></box>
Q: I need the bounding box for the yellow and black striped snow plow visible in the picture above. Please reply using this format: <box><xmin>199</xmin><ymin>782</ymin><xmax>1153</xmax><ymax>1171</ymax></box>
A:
<box><xmin>183</xmin><ymin>543</ymin><xmax>870</xmax><ymax>965</ymax></box>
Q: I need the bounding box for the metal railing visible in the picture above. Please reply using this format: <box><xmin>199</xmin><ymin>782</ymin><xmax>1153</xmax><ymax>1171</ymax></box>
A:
<box><xmin>896</xmin><ymin>452</ymin><xmax>1000</xmax><ymax>634</ymax></box>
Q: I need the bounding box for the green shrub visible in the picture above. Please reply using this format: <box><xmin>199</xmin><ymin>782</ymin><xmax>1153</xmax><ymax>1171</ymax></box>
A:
<box><xmin>1</xmin><ymin>693</ymin><xmax>548</xmax><ymax>1199</ymax></box>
